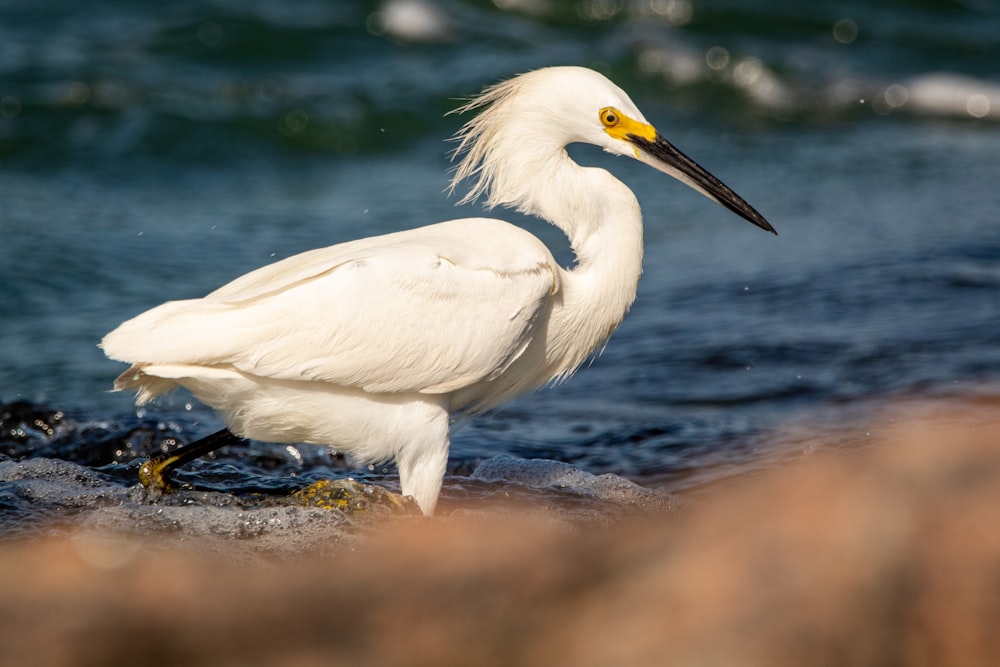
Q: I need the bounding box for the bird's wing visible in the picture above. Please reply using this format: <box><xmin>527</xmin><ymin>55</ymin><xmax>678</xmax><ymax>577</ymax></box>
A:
<box><xmin>102</xmin><ymin>219</ymin><xmax>560</xmax><ymax>395</ymax></box>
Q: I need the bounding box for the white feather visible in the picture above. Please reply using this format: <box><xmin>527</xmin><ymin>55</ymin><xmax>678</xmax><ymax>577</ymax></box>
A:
<box><xmin>103</xmin><ymin>218</ymin><xmax>557</xmax><ymax>401</ymax></box>
<box><xmin>102</xmin><ymin>66</ymin><xmax>771</xmax><ymax>514</ymax></box>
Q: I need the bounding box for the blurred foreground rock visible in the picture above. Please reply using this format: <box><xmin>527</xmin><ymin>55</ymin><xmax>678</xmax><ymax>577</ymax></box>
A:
<box><xmin>2</xmin><ymin>403</ymin><xmax>999</xmax><ymax>667</ymax></box>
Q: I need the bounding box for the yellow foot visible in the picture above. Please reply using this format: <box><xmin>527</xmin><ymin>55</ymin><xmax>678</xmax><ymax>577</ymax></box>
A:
<box><xmin>137</xmin><ymin>455</ymin><xmax>176</xmax><ymax>495</ymax></box>
<box><xmin>292</xmin><ymin>479</ymin><xmax>419</xmax><ymax>515</ymax></box>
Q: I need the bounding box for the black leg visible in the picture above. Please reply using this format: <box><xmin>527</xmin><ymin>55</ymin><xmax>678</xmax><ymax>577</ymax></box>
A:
<box><xmin>138</xmin><ymin>428</ymin><xmax>247</xmax><ymax>492</ymax></box>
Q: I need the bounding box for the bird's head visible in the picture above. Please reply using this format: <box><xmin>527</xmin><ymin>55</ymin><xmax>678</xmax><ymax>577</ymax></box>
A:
<box><xmin>451</xmin><ymin>66</ymin><xmax>775</xmax><ymax>235</ymax></box>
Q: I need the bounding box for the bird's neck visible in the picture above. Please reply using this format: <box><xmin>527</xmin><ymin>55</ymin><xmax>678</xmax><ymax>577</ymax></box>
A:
<box><xmin>536</xmin><ymin>154</ymin><xmax>645</xmax><ymax>377</ymax></box>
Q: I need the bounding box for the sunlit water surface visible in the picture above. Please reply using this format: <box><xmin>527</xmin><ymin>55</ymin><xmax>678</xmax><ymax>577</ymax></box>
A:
<box><xmin>2</xmin><ymin>0</ymin><xmax>999</xmax><ymax>537</ymax></box>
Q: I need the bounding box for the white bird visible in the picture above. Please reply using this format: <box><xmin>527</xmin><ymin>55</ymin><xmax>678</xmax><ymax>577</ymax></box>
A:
<box><xmin>101</xmin><ymin>66</ymin><xmax>775</xmax><ymax>515</ymax></box>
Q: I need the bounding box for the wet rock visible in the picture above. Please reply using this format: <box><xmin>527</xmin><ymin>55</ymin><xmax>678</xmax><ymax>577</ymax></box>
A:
<box><xmin>2</xmin><ymin>404</ymin><xmax>1000</xmax><ymax>666</ymax></box>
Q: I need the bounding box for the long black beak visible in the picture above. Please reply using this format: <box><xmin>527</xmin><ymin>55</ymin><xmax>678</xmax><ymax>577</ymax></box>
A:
<box><xmin>629</xmin><ymin>133</ymin><xmax>777</xmax><ymax>235</ymax></box>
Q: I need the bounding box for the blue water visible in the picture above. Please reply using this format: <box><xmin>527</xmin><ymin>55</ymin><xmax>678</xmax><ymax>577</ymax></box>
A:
<box><xmin>2</xmin><ymin>0</ymin><xmax>1000</xmax><ymax>527</ymax></box>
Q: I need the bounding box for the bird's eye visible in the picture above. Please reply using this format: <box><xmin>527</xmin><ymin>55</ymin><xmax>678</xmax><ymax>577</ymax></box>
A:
<box><xmin>599</xmin><ymin>108</ymin><xmax>620</xmax><ymax>127</ymax></box>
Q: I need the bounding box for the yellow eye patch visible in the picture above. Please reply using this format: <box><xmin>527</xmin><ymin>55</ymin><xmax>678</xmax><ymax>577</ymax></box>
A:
<box><xmin>599</xmin><ymin>106</ymin><xmax>657</xmax><ymax>142</ymax></box>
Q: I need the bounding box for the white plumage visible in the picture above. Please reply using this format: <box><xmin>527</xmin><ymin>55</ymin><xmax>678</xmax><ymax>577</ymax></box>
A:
<box><xmin>102</xmin><ymin>66</ymin><xmax>774</xmax><ymax>515</ymax></box>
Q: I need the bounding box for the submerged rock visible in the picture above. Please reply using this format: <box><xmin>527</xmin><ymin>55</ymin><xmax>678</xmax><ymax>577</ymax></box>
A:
<box><xmin>472</xmin><ymin>454</ymin><xmax>675</xmax><ymax>510</ymax></box>
<box><xmin>0</xmin><ymin>400</ymin><xmax>678</xmax><ymax>543</ymax></box>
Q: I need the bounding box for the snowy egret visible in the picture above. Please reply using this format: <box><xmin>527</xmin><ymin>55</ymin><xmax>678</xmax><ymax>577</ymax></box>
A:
<box><xmin>101</xmin><ymin>66</ymin><xmax>775</xmax><ymax>515</ymax></box>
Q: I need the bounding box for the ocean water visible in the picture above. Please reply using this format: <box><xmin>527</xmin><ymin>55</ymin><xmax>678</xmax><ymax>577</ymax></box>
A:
<box><xmin>2</xmin><ymin>0</ymin><xmax>999</xmax><ymax>533</ymax></box>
